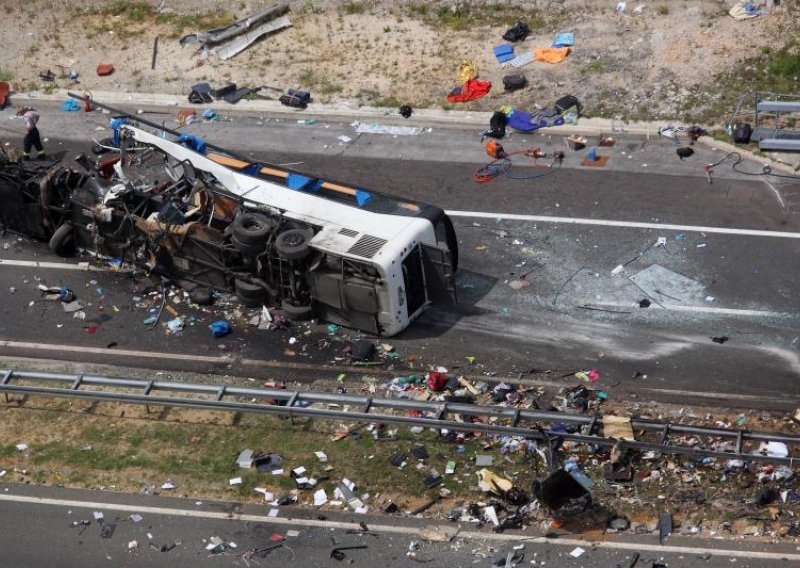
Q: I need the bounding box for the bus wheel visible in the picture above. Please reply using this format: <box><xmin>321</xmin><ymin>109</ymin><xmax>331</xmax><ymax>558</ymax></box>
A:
<box><xmin>232</xmin><ymin>235</ymin><xmax>266</xmax><ymax>256</ymax></box>
<box><xmin>49</xmin><ymin>222</ymin><xmax>76</xmax><ymax>257</ymax></box>
<box><xmin>232</xmin><ymin>213</ymin><xmax>274</xmax><ymax>245</ymax></box>
<box><xmin>281</xmin><ymin>299</ymin><xmax>313</xmax><ymax>321</ymax></box>
<box><xmin>275</xmin><ymin>229</ymin><xmax>313</xmax><ymax>261</ymax></box>
<box><xmin>235</xmin><ymin>279</ymin><xmax>269</xmax><ymax>307</ymax></box>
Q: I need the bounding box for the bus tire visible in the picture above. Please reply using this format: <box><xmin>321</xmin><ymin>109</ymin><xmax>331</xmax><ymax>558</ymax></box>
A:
<box><xmin>49</xmin><ymin>222</ymin><xmax>76</xmax><ymax>257</ymax></box>
<box><xmin>235</xmin><ymin>279</ymin><xmax>269</xmax><ymax>308</ymax></box>
<box><xmin>275</xmin><ymin>229</ymin><xmax>313</xmax><ymax>261</ymax></box>
<box><xmin>232</xmin><ymin>235</ymin><xmax>266</xmax><ymax>256</ymax></box>
<box><xmin>281</xmin><ymin>299</ymin><xmax>313</xmax><ymax>321</ymax></box>
<box><xmin>232</xmin><ymin>213</ymin><xmax>274</xmax><ymax>245</ymax></box>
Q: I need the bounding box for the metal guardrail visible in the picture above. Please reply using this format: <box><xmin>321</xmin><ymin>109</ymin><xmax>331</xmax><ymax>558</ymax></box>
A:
<box><xmin>1</xmin><ymin>369</ymin><xmax>798</xmax><ymax>465</ymax></box>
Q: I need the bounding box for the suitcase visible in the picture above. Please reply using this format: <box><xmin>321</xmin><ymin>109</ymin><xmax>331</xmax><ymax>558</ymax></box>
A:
<box><xmin>732</xmin><ymin>123</ymin><xmax>752</xmax><ymax>144</ymax></box>
<box><xmin>554</xmin><ymin>94</ymin><xmax>582</xmax><ymax>115</ymax></box>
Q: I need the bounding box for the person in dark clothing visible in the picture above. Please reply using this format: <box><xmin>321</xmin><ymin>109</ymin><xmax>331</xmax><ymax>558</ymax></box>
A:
<box><xmin>17</xmin><ymin>106</ymin><xmax>45</xmax><ymax>160</ymax></box>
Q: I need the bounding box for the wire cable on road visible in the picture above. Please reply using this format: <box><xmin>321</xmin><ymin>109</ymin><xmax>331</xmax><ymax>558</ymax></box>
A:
<box><xmin>706</xmin><ymin>151</ymin><xmax>800</xmax><ymax>184</ymax></box>
<box><xmin>474</xmin><ymin>148</ymin><xmax>563</xmax><ymax>183</ymax></box>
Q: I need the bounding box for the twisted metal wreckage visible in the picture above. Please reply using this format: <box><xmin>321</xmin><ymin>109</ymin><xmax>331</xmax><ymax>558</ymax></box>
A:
<box><xmin>0</xmin><ymin>96</ymin><xmax>458</xmax><ymax>336</ymax></box>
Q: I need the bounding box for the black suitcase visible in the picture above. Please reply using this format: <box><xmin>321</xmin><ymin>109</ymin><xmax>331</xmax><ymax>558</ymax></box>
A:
<box><xmin>732</xmin><ymin>123</ymin><xmax>752</xmax><ymax>144</ymax></box>
<box><xmin>554</xmin><ymin>94</ymin><xmax>582</xmax><ymax>115</ymax></box>
<box><xmin>503</xmin><ymin>73</ymin><xmax>527</xmax><ymax>92</ymax></box>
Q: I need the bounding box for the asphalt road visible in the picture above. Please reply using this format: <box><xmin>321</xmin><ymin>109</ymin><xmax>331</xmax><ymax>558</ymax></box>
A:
<box><xmin>1</xmin><ymin>106</ymin><xmax>800</xmax><ymax>410</ymax></box>
<box><xmin>0</xmin><ymin>484</ymin><xmax>796</xmax><ymax>568</ymax></box>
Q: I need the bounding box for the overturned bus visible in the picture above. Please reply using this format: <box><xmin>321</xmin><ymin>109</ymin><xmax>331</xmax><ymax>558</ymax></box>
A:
<box><xmin>0</xmin><ymin>106</ymin><xmax>457</xmax><ymax>336</ymax></box>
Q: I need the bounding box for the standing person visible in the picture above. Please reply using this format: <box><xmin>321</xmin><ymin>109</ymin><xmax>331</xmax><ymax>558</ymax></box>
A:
<box><xmin>16</xmin><ymin>106</ymin><xmax>45</xmax><ymax>160</ymax></box>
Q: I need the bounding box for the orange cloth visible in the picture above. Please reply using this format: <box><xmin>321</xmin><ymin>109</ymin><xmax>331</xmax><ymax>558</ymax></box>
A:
<box><xmin>533</xmin><ymin>47</ymin><xmax>570</xmax><ymax>64</ymax></box>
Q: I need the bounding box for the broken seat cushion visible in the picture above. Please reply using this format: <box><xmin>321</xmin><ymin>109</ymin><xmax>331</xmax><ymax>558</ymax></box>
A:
<box><xmin>96</xmin><ymin>64</ymin><xmax>115</xmax><ymax>76</ymax></box>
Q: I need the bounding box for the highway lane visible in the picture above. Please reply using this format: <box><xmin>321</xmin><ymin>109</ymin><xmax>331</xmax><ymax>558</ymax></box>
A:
<box><xmin>0</xmin><ymin>485</ymin><xmax>795</xmax><ymax>568</ymax></box>
<box><xmin>1</xmin><ymin>111</ymin><xmax>800</xmax><ymax>407</ymax></box>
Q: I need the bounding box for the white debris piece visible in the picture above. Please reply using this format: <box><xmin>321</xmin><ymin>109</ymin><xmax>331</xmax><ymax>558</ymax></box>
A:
<box><xmin>570</xmin><ymin>547</ymin><xmax>586</xmax><ymax>558</ymax></box>
<box><xmin>314</xmin><ymin>489</ymin><xmax>328</xmax><ymax>506</ymax></box>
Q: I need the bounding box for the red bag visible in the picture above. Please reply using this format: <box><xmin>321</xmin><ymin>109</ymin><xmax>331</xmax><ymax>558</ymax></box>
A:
<box><xmin>96</xmin><ymin>64</ymin><xmax>115</xmax><ymax>77</ymax></box>
<box><xmin>426</xmin><ymin>371</ymin><xmax>447</xmax><ymax>392</ymax></box>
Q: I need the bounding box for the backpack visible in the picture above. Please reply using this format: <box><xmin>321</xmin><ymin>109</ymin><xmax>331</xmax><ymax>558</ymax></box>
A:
<box><xmin>676</xmin><ymin>147</ymin><xmax>694</xmax><ymax>160</ymax></box>
<box><xmin>503</xmin><ymin>73</ymin><xmax>527</xmax><ymax>92</ymax></box>
<box><xmin>484</xmin><ymin>111</ymin><xmax>508</xmax><ymax>140</ymax></box>
<box><xmin>503</xmin><ymin>21</ymin><xmax>531</xmax><ymax>42</ymax></box>
<box><xmin>732</xmin><ymin>123</ymin><xmax>752</xmax><ymax>144</ymax></box>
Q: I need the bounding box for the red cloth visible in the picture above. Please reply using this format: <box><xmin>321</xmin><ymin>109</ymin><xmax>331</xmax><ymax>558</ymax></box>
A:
<box><xmin>426</xmin><ymin>371</ymin><xmax>447</xmax><ymax>392</ymax></box>
<box><xmin>447</xmin><ymin>79</ymin><xmax>492</xmax><ymax>103</ymax></box>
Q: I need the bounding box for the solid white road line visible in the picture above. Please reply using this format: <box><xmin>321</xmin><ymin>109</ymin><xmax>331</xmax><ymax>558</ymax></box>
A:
<box><xmin>585</xmin><ymin>301</ymin><xmax>791</xmax><ymax>318</ymax></box>
<box><xmin>0</xmin><ymin>259</ymin><xmax>97</xmax><ymax>270</ymax></box>
<box><xmin>0</xmin><ymin>493</ymin><xmax>798</xmax><ymax>561</ymax></box>
<box><xmin>448</xmin><ymin>210</ymin><xmax>800</xmax><ymax>239</ymax></box>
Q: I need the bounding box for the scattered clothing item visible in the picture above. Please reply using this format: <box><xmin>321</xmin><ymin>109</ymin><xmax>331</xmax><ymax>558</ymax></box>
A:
<box><xmin>493</xmin><ymin>44</ymin><xmax>515</xmax><ymax>64</ymax></box>
<box><xmin>503</xmin><ymin>21</ymin><xmax>531</xmax><ymax>43</ymax></box>
<box><xmin>729</xmin><ymin>1</ymin><xmax>762</xmax><ymax>20</ymax></box>
<box><xmin>507</xmin><ymin>108</ymin><xmax>564</xmax><ymax>132</ymax></box>
<box><xmin>533</xmin><ymin>47</ymin><xmax>570</xmax><ymax>64</ymax></box>
<box><xmin>508</xmin><ymin>51</ymin><xmax>534</xmax><ymax>68</ymax></box>
<box><xmin>447</xmin><ymin>79</ymin><xmax>491</xmax><ymax>103</ymax></box>
<box><xmin>552</xmin><ymin>32</ymin><xmax>575</xmax><ymax>48</ymax></box>
<box><xmin>209</xmin><ymin>320</ymin><xmax>230</xmax><ymax>337</ymax></box>
<box><xmin>676</xmin><ymin>147</ymin><xmax>694</xmax><ymax>159</ymax></box>
<box><xmin>456</xmin><ymin>61</ymin><xmax>478</xmax><ymax>83</ymax></box>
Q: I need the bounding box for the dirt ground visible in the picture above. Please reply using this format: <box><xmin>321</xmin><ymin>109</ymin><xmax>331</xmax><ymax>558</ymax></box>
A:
<box><xmin>0</xmin><ymin>1</ymin><xmax>795</xmax><ymax>122</ymax></box>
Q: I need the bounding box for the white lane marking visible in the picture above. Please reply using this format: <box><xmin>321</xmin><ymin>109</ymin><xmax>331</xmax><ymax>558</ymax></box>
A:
<box><xmin>0</xmin><ymin>340</ymin><xmax>227</xmax><ymax>364</ymax></box>
<box><xmin>0</xmin><ymin>493</ymin><xmax>798</xmax><ymax>561</ymax></box>
<box><xmin>0</xmin><ymin>259</ymin><xmax>98</xmax><ymax>271</ymax></box>
<box><xmin>585</xmin><ymin>301</ymin><xmax>791</xmax><ymax>318</ymax></box>
<box><xmin>448</xmin><ymin>210</ymin><xmax>800</xmax><ymax>239</ymax></box>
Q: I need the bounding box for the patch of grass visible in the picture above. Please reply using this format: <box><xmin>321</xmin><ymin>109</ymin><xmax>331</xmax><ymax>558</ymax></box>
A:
<box><xmin>584</xmin><ymin>60</ymin><xmax>606</xmax><ymax>74</ymax></box>
<box><xmin>0</xmin><ymin>402</ymin><xmax>534</xmax><ymax>507</ymax></box>
<box><xmin>342</xmin><ymin>2</ymin><xmax>367</xmax><ymax>15</ymax></box>
<box><xmin>417</xmin><ymin>4</ymin><xmax>545</xmax><ymax>31</ymax></box>
<box><xmin>0</xmin><ymin>69</ymin><xmax>14</xmax><ymax>82</ymax></box>
<box><xmin>656</xmin><ymin>5</ymin><xmax>669</xmax><ymax>15</ymax></box>
<box><xmin>319</xmin><ymin>82</ymin><xmax>343</xmax><ymax>95</ymax></box>
<box><xmin>156</xmin><ymin>11</ymin><xmax>236</xmax><ymax>38</ymax></box>
<box><xmin>107</xmin><ymin>0</ymin><xmax>155</xmax><ymax>21</ymax></box>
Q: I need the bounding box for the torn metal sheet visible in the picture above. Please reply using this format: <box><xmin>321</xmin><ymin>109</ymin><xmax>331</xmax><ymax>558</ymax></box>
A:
<box><xmin>214</xmin><ymin>15</ymin><xmax>293</xmax><ymax>61</ymax></box>
<box><xmin>180</xmin><ymin>3</ymin><xmax>289</xmax><ymax>47</ymax></box>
